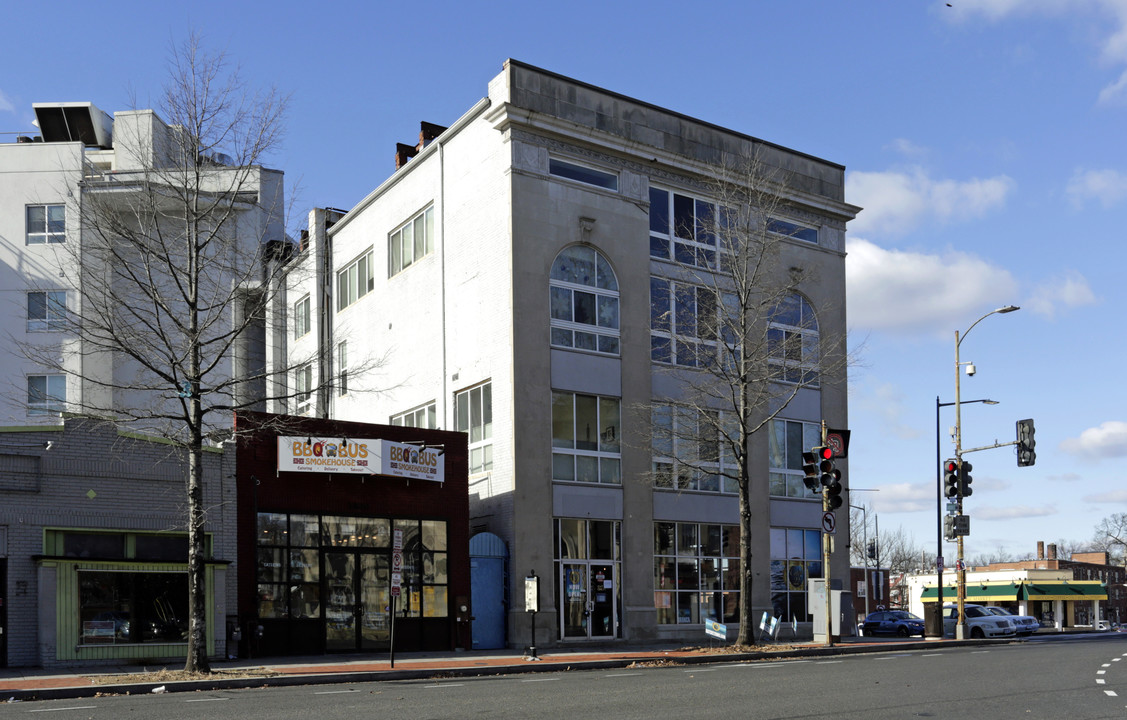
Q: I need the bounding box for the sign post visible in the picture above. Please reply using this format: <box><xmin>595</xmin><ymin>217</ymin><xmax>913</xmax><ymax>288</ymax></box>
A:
<box><xmin>390</xmin><ymin>528</ymin><xmax>403</xmax><ymax>667</ymax></box>
<box><xmin>525</xmin><ymin>572</ymin><xmax>539</xmax><ymax>660</ymax></box>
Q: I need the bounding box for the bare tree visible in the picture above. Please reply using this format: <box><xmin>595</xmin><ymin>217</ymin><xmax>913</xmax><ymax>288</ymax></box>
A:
<box><xmin>645</xmin><ymin>148</ymin><xmax>849</xmax><ymax>645</ymax></box>
<box><xmin>20</xmin><ymin>35</ymin><xmax>297</xmax><ymax>673</ymax></box>
<box><xmin>1093</xmin><ymin>513</ymin><xmax>1127</xmax><ymax>565</ymax></box>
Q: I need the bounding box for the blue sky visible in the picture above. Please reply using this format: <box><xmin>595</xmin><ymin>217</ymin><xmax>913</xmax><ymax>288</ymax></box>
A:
<box><xmin>3</xmin><ymin>0</ymin><xmax>1125</xmax><ymax>561</ymax></box>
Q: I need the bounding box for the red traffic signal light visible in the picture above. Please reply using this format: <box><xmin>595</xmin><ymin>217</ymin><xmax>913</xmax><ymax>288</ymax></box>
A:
<box><xmin>943</xmin><ymin>459</ymin><xmax>959</xmax><ymax>499</ymax></box>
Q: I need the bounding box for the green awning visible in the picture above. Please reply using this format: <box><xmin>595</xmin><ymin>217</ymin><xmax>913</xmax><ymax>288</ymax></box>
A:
<box><xmin>921</xmin><ymin>584</ymin><xmax>1020</xmax><ymax>602</ymax></box>
<box><xmin>920</xmin><ymin>581</ymin><xmax>1107</xmax><ymax>603</ymax></box>
<box><xmin>1020</xmin><ymin>583</ymin><xmax>1107</xmax><ymax>601</ymax></box>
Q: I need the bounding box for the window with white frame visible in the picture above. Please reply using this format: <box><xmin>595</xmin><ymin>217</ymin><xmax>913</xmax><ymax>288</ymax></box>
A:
<box><xmin>27</xmin><ymin>374</ymin><xmax>66</xmax><ymax>415</ymax></box>
<box><xmin>337</xmin><ymin>250</ymin><xmax>374</xmax><ymax>311</ymax></box>
<box><xmin>651</xmin><ymin>404</ymin><xmax>738</xmax><ymax>494</ymax></box>
<box><xmin>648</xmin><ymin>187</ymin><xmax>726</xmax><ymax>269</ymax></box>
<box><xmin>549</xmin><ymin>158</ymin><xmax>619</xmax><ymax>191</ymax></box>
<box><xmin>388</xmin><ymin>206</ymin><xmax>435</xmax><ymax>277</ymax></box>
<box><xmin>27</xmin><ymin>290</ymin><xmax>67</xmax><ymax>332</ymax></box>
<box><xmin>654</xmin><ymin>521</ymin><xmax>741</xmax><ymax>625</ymax></box>
<box><xmin>336</xmin><ymin>342</ymin><xmax>348</xmax><ymax>396</ymax></box>
<box><xmin>455</xmin><ymin>383</ymin><xmax>492</xmax><ymax>474</ymax></box>
<box><xmin>26</xmin><ymin>204</ymin><xmax>65</xmax><ymax>244</ymax></box>
<box><xmin>550</xmin><ymin>246</ymin><xmax>620</xmax><ymax>355</ymax></box>
<box><xmin>552</xmin><ymin>392</ymin><xmax>621</xmax><ymax>484</ymax></box>
<box><xmin>294</xmin><ymin>364</ymin><xmax>313</xmax><ymax>414</ymax></box>
<box><xmin>767</xmin><ymin>217</ymin><xmax>818</xmax><ymax>244</ymax></box>
<box><xmin>650</xmin><ymin>276</ymin><xmax>738</xmax><ymax>368</ymax></box>
<box><xmin>770</xmin><ymin>527</ymin><xmax>823</xmax><ymax>623</ymax></box>
<box><xmin>768</xmin><ymin>293</ymin><xmax>819</xmax><ymax>386</ymax></box>
<box><xmin>392</xmin><ymin>402</ymin><xmax>437</xmax><ymax>429</ymax></box>
<box><xmin>294</xmin><ymin>295</ymin><xmax>311</xmax><ymax>338</ymax></box>
<box><xmin>768</xmin><ymin>419</ymin><xmax>823</xmax><ymax>499</ymax></box>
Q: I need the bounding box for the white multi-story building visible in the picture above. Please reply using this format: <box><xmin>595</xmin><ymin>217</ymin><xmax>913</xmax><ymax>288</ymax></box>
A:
<box><xmin>0</xmin><ymin>101</ymin><xmax>284</xmax><ymax>427</ymax></box>
<box><xmin>0</xmin><ymin>102</ymin><xmax>283</xmax><ymax>667</ymax></box>
<box><xmin>275</xmin><ymin>60</ymin><xmax>858</xmax><ymax>648</ymax></box>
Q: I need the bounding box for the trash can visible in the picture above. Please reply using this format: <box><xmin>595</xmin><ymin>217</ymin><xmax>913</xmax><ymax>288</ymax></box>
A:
<box><xmin>924</xmin><ymin>603</ymin><xmax>942</xmax><ymax>638</ymax></box>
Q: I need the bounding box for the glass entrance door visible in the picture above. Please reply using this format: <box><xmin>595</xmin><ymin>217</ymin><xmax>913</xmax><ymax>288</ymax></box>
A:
<box><xmin>324</xmin><ymin>551</ymin><xmax>390</xmax><ymax>651</ymax></box>
<box><xmin>560</xmin><ymin>562</ymin><xmax>617</xmax><ymax>639</ymax></box>
<box><xmin>588</xmin><ymin>564</ymin><xmax>615</xmax><ymax>637</ymax></box>
<box><xmin>562</xmin><ymin>564</ymin><xmax>588</xmax><ymax>638</ymax></box>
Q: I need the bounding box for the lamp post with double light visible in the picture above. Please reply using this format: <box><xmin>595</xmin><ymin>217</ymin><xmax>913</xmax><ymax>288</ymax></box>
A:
<box><xmin>953</xmin><ymin>305</ymin><xmax>1019</xmax><ymax>640</ymax></box>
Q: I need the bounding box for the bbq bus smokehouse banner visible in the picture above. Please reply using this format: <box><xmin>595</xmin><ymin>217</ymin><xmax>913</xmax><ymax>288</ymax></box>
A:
<box><xmin>277</xmin><ymin>437</ymin><xmax>445</xmax><ymax>482</ymax></box>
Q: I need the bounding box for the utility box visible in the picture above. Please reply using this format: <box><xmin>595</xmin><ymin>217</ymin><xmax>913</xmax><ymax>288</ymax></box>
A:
<box><xmin>808</xmin><ymin>579</ymin><xmax>854</xmax><ymax>641</ymax></box>
<box><xmin>924</xmin><ymin>602</ymin><xmax>943</xmax><ymax>637</ymax></box>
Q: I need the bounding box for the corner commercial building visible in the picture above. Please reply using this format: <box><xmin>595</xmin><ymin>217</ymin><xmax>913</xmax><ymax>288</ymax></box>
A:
<box><xmin>274</xmin><ymin>60</ymin><xmax>859</xmax><ymax>649</ymax></box>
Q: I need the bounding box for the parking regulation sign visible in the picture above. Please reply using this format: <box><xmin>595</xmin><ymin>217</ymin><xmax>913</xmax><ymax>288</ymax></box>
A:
<box><xmin>822</xmin><ymin>511</ymin><xmax>836</xmax><ymax>535</ymax></box>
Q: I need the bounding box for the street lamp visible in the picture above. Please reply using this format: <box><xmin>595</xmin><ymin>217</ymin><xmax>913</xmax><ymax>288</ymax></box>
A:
<box><xmin>935</xmin><ymin>396</ymin><xmax>997</xmax><ymax>637</ymax></box>
<box><xmin>953</xmin><ymin>305</ymin><xmax>1019</xmax><ymax>640</ymax></box>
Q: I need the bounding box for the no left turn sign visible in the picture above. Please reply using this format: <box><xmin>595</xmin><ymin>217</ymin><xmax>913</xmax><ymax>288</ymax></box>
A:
<box><xmin>822</xmin><ymin>511</ymin><xmax>836</xmax><ymax>535</ymax></box>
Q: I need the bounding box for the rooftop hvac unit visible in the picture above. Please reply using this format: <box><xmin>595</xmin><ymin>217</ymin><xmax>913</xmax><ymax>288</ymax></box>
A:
<box><xmin>32</xmin><ymin>102</ymin><xmax>113</xmax><ymax>148</ymax></box>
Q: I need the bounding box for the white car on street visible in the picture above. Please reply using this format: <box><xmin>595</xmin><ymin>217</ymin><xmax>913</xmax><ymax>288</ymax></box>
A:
<box><xmin>942</xmin><ymin>604</ymin><xmax>1017</xmax><ymax>638</ymax></box>
<box><xmin>981</xmin><ymin>606</ymin><xmax>1040</xmax><ymax>635</ymax></box>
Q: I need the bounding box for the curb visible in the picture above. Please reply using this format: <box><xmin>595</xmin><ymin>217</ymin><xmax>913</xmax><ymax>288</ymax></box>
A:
<box><xmin>1</xmin><ymin>638</ymin><xmax>1008</xmax><ymax>703</ymax></box>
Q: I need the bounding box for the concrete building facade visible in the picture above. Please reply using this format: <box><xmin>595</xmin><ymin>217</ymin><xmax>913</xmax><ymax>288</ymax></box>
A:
<box><xmin>273</xmin><ymin>60</ymin><xmax>858</xmax><ymax>648</ymax></box>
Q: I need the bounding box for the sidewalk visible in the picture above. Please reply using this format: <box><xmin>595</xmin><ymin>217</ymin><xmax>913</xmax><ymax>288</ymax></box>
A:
<box><xmin>0</xmin><ymin>636</ymin><xmax>953</xmax><ymax>703</ymax></box>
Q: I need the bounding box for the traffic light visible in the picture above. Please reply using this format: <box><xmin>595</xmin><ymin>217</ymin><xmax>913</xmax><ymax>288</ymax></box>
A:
<box><xmin>944</xmin><ymin>515</ymin><xmax>956</xmax><ymax>541</ymax></box>
<box><xmin>866</xmin><ymin>542</ymin><xmax>876</xmax><ymax>560</ymax></box>
<box><xmin>943</xmin><ymin>459</ymin><xmax>959</xmax><ymax>499</ymax></box>
<box><xmin>801</xmin><ymin>449</ymin><xmax>821</xmax><ymax>492</ymax></box>
<box><xmin>1017</xmin><ymin>418</ymin><xmax>1036</xmax><ymax>467</ymax></box>
<box><xmin>960</xmin><ymin>460</ymin><xmax>973</xmax><ymax>497</ymax></box>
<box><xmin>819</xmin><ymin>446</ymin><xmax>843</xmax><ymax>509</ymax></box>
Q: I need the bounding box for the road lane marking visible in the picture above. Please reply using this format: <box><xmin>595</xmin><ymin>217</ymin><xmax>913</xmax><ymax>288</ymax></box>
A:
<box><xmin>685</xmin><ymin>668</ymin><xmax>718</xmax><ymax>672</ymax></box>
<box><xmin>1105</xmin><ymin>690</ymin><xmax>1117</xmax><ymax>697</ymax></box>
<box><xmin>1099</xmin><ymin>670</ymin><xmax>1107</xmax><ymax>674</ymax></box>
<box><xmin>186</xmin><ymin>697</ymin><xmax>229</xmax><ymax>702</ymax></box>
<box><xmin>29</xmin><ymin>708</ymin><xmax>97</xmax><ymax>713</ymax></box>
<box><xmin>921</xmin><ymin>653</ymin><xmax>943</xmax><ymax>657</ymax></box>
<box><xmin>1097</xmin><ymin>679</ymin><xmax>1106</xmax><ymax>684</ymax></box>
<box><xmin>605</xmin><ymin>673</ymin><xmax>643</xmax><ymax>677</ymax></box>
<box><xmin>315</xmin><ymin>689</ymin><xmax>357</xmax><ymax>694</ymax></box>
<box><xmin>521</xmin><ymin>677</ymin><xmax>559</xmax><ymax>683</ymax></box>
<box><xmin>426</xmin><ymin>683</ymin><xmax>464</xmax><ymax>688</ymax></box>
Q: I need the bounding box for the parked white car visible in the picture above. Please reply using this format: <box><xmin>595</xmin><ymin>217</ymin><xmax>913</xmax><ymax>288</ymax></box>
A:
<box><xmin>981</xmin><ymin>606</ymin><xmax>1040</xmax><ymax>635</ymax></box>
<box><xmin>942</xmin><ymin>604</ymin><xmax>1017</xmax><ymax>638</ymax></box>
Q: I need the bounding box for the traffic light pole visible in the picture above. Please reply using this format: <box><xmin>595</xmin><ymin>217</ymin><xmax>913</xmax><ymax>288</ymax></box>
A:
<box><xmin>822</xmin><ymin>422</ymin><xmax>832</xmax><ymax>648</ymax></box>
<box><xmin>952</xmin><ymin>306</ymin><xmax>1018</xmax><ymax>640</ymax></box>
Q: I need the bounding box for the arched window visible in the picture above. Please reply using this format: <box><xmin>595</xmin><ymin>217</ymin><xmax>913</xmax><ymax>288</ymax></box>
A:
<box><xmin>549</xmin><ymin>246</ymin><xmax>620</xmax><ymax>356</ymax></box>
<box><xmin>768</xmin><ymin>293</ymin><xmax>819</xmax><ymax>386</ymax></box>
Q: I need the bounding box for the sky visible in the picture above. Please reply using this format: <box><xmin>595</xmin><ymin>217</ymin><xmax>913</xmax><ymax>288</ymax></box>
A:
<box><xmin>2</xmin><ymin>0</ymin><xmax>1125</xmax><ymax>564</ymax></box>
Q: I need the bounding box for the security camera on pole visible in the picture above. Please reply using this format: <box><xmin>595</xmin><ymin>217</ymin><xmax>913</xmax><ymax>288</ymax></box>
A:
<box><xmin>952</xmin><ymin>305</ymin><xmax>1019</xmax><ymax>640</ymax></box>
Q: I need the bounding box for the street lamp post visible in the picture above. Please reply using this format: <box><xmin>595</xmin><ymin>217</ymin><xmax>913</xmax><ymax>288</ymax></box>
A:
<box><xmin>935</xmin><ymin>396</ymin><xmax>996</xmax><ymax>637</ymax></box>
<box><xmin>953</xmin><ymin>305</ymin><xmax>1019</xmax><ymax>640</ymax></box>
<box><xmin>851</xmin><ymin>503</ymin><xmax>870</xmax><ymax>621</ymax></box>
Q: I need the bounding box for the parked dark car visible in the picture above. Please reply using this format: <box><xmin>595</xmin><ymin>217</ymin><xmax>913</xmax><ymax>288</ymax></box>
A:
<box><xmin>861</xmin><ymin>610</ymin><xmax>925</xmax><ymax>637</ymax></box>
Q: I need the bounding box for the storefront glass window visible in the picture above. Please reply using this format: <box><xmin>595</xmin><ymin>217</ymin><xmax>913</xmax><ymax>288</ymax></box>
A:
<box><xmin>78</xmin><ymin>571</ymin><xmax>188</xmax><ymax>645</ymax></box>
<box><xmin>654</xmin><ymin>521</ymin><xmax>740</xmax><ymax>624</ymax></box>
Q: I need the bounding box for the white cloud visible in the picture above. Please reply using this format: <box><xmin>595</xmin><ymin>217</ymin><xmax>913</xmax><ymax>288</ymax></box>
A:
<box><xmin>1067</xmin><ymin>168</ymin><xmax>1127</xmax><ymax>208</ymax></box>
<box><xmin>1084</xmin><ymin>489</ymin><xmax>1127</xmax><ymax>503</ymax></box>
<box><xmin>846</xmin><ymin>168</ymin><xmax>1014</xmax><ymax>237</ymax></box>
<box><xmin>940</xmin><ymin>0</ymin><xmax>1127</xmax><ymax>103</ymax></box>
<box><xmin>870</xmin><ymin>482</ymin><xmax>935</xmax><ymax>513</ymax></box>
<box><xmin>885</xmin><ymin>138</ymin><xmax>929</xmax><ymax>158</ymax></box>
<box><xmin>0</xmin><ymin>90</ymin><xmax>13</xmax><ymax>114</ymax></box>
<box><xmin>1060</xmin><ymin>420</ymin><xmax>1127</xmax><ymax>459</ymax></box>
<box><xmin>846</xmin><ymin>237</ymin><xmax>1019</xmax><ymax>334</ymax></box>
<box><xmin>976</xmin><ymin>505</ymin><xmax>1057</xmax><ymax>520</ymax></box>
<box><xmin>852</xmin><ymin>381</ymin><xmax>920</xmax><ymax>440</ymax></box>
<box><xmin>1024</xmin><ymin>269</ymin><xmax>1098</xmax><ymax>319</ymax></box>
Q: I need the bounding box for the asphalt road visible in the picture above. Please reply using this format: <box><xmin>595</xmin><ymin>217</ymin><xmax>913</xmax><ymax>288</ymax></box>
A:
<box><xmin>15</xmin><ymin>634</ymin><xmax>1127</xmax><ymax>719</ymax></box>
